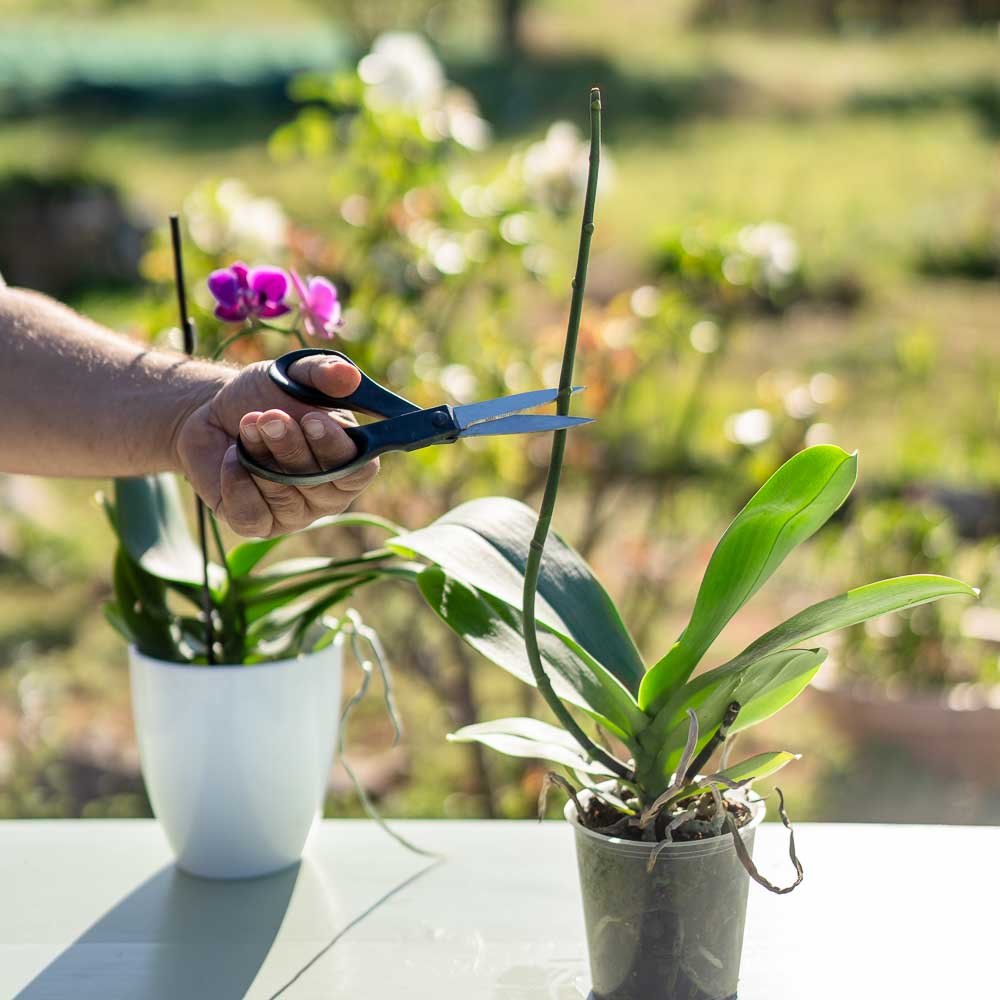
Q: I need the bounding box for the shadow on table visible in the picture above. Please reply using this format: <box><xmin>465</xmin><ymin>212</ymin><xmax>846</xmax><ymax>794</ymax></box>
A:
<box><xmin>15</xmin><ymin>861</ymin><xmax>300</xmax><ymax>1000</ymax></box>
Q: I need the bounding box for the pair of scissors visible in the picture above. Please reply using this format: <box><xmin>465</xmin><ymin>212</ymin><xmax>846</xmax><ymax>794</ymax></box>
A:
<box><xmin>237</xmin><ymin>348</ymin><xmax>593</xmax><ymax>487</ymax></box>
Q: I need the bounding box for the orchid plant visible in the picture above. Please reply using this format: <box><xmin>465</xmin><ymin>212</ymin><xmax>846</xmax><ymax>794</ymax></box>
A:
<box><xmin>101</xmin><ymin>233</ymin><xmax>430</xmax><ymax>846</ymax></box>
<box><xmin>102</xmin><ymin>245</ymin><xmax>399</xmax><ymax>667</ymax></box>
<box><xmin>382</xmin><ymin>89</ymin><xmax>977</xmax><ymax>886</ymax></box>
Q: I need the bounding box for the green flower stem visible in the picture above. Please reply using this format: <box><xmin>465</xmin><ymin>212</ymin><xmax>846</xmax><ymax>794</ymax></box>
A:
<box><xmin>520</xmin><ymin>89</ymin><xmax>630</xmax><ymax>780</ymax></box>
<box><xmin>211</xmin><ymin>326</ymin><xmax>257</xmax><ymax>361</ymax></box>
<box><xmin>211</xmin><ymin>321</ymin><xmax>307</xmax><ymax>361</ymax></box>
<box><xmin>258</xmin><ymin>318</ymin><xmax>307</xmax><ymax>349</ymax></box>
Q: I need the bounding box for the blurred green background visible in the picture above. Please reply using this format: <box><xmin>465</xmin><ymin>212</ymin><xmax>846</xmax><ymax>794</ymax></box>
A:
<box><xmin>2</xmin><ymin>0</ymin><xmax>1000</xmax><ymax>825</ymax></box>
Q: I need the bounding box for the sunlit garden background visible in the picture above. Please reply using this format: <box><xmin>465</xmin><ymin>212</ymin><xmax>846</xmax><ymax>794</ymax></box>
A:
<box><xmin>2</xmin><ymin>0</ymin><xmax>1000</xmax><ymax>825</ymax></box>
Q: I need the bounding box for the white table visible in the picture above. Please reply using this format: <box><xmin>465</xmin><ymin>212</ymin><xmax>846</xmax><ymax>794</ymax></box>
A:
<box><xmin>1</xmin><ymin>820</ymin><xmax>995</xmax><ymax>998</ymax></box>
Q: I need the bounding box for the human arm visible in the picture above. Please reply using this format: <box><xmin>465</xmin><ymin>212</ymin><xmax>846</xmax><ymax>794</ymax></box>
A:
<box><xmin>0</xmin><ymin>286</ymin><xmax>378</xmax><ymax>536</ymax></box>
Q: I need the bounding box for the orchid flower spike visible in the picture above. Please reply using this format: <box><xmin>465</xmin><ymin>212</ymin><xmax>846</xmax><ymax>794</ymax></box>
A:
<box><xmin>290</xmin><ymin>269</ymin><xmax>343</xmax><ymax>339</ymax></box>
<box><xmin>207</xmin><ymin>262</ymin><xmax>290</xmax><ymax>323</ymax></box>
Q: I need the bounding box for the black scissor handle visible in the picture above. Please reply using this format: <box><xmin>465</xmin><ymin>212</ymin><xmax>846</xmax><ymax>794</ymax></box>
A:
<box><xmin>269</xmin><ymin>348</ymin><xmax>419</xmax><ymax>419</ymax></box>
<box><xmin>236</xmin><ymin>404</ymin><xmax>460</xmax><ymax>486</ymax></box>
<box><xmin>238</xmin><ymin>348</ymin><xmax>458</xmax><ymax>486</ymax></box>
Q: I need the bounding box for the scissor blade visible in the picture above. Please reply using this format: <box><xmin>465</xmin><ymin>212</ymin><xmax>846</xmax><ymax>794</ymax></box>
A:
<box><xmin>454</xmin><ymin>386</ymin><xmax>584</xmax><ymax>429</ymax></box>
<box><xmin>459</xmin><ymin>414</ymin><xmax>593</xmax><ymax>438</ymax></box>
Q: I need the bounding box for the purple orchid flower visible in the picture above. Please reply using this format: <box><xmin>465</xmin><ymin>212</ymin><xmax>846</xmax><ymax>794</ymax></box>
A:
<box><xmin>207</xmin><ymin>262</ymin><xmax>290</xmax><ymax>323</ymax></box>
<box><xmin>290</xmin><ymin>269</ymin><xmax>343</xmax><ymax>339</ymax></box>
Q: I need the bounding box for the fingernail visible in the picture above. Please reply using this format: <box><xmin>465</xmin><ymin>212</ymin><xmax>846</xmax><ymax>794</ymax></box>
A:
<box><xmin>303</xmin><ymin>417</ymin><xmax>326</xmax><ymax>440</ymax></box>
<box><xmin>241</xmin><ymin>423</ymin><xmax>261</xmax><ymax>444</ymax></box>
<box><xmin>260</xmin><ymin>420</ymin><xmax>286</xmax><ymax>440</ymax></box>
<box><xmin>224</xmin><ymin>445</ymin><xmax>238</xmax><ymax>462</ymax></box>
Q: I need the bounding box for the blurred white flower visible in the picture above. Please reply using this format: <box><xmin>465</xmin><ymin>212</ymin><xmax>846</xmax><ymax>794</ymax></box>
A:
<box><xmin>690</xmin><ymin>319</ymin><xmax>720</xmax><ymax>353</ymax></box>
<box><xmin>439</xmin><ymin>363</ymin><xmax>478</xmax><ymax>402</ymax></box>
<box><xmin>523</xmin><ymin>121</ymin><xmax>613</xmax><ymax>214</ymax></box>
<box><xmin>629</xmin><ymin>285</ymin><xmax>661</xmax><ymax>318</ymax></box>
<box><xmin>725</xmin><ymin>408</ymin><xmax>772</xmax><ymax>447</ymax></box>
<box><xmin>809</xmin><ymin>371</ymin><xmax>838</xmax><ymax>405</ymax></box>
<box><xmin>521</xmin><ymin>245</ymin><xmax>553</xmax><ymax>275</ymax></box>
<box><xmin>431</xmin><ymin>237</ymin><xmax>466</xmax><ymax>275</ymax></box>
<box><xmin>805</xmin><ymin>422</ymin><xmax>835</xmax><ymax>447</ymax></box>
<box><xmin>340</xmin><ymin>193</ymin><xmax>369</xmax><ymax>227</ymax></box>
<box><xmin>783</xmin><ymin>384</ymin><xmax>817</xmax><ymax>420</ymax></box>
<box><xmin>499</xmin><ymin>211</ymin><xmax>535</xmax><ymax>245</ymax></box>
<box><xmin>504</xmin><ymin>361</ymin><xmax>532</xmax><ymax>391</ymax></box>
<box><xmin>439</xmin><ymin>90</ymin><xmax>491</xmax><ymax>150</ymax></box>
<box><xmin>601</xmin><ymin>317</ymin><xmax>636</xmax><ymax>349</ymax></box>
<box><xmin>721</xmin><ymin>253</ymin><xmax>751</xmax><ymax>286</ymax></box>
<box><xmin>738</xmin><ymin>222</ymin><xmax>800</xmax><ymax>287</ymax></box>
<box><xmin>359</xmin><ymin>32</ymin><xmax>445</xmax><ymax>111</ymax></box>
<box><xmin>359</xmin><ymin>33</ymin><xmax>491</xmax><ymax>150</ymax></box>
<box><xmin>413</xmin><ymin>351</ymin><xmax>441</xmax><ymax>380</ymax></box>
<box><xmin>186</xmin><ymin>179</ymin><xmax>287</xmax><ymax>257</ymax></box>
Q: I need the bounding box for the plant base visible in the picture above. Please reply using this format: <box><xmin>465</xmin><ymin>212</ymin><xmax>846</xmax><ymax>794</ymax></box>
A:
<box><xmin>567</xmin><ymin>797</ymin><xmax>763</xmax><ymax>1000</ymax></box>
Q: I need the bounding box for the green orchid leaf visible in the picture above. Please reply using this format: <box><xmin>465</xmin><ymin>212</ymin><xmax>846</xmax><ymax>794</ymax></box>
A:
<box><xmin>418</xmin><ymin>566</ymin><xmax>644</xmax><ymax>740</ymax></box>
<box><xmin>722</xmin><ymin>574</ymin><xmax>977</xmax><ymax>679</ymax></box>
<box><xmin>639</xmin><ymin>446</ymin><xmax>857</xmax><ymax>714</ymax></box>
<box><xmin>712</xmin><ymin>750</ymin><xmax>800</xmax><ymax>785</ymax></box>
<box><xmin>448</xmin><ymin>718</ymin><xmax>616</xmax><ymax>775</ymax></box>
<box><xmin>390</xmin><ymin>497</ymin><xmax>645</xmax><ymax>695</ymax></box>
<box><xmin>639</xmin><ymin>648</ymin><xmax>826</xmax><ymax>791</ymax></box>
<box><xmin>673</xmin><ymin>751</ymin><xmax>800</xmax><ymax>802</ymax></box>
<box><xmin>241</xmin><ymin>556</ymin><xmax>340</xmax><ymax>588</ymax></box>
<box><xmin>240</xmin><ymin>559</ymin><xmax>413</xmax><ymax>623</ymax></box>
<box><xmin>237</xmin><ymin>553</ymin><xmax>389</xmax><ymax>594</ymax></box>
<box><xmin>243</xmin><ymin>571</ymin><xmax>373</xmax><ymax>622</ymax></box>
<box><xmin>227</xmin><ymin>512</ymin><xmax>402</xmax><ymax>578</ymax></box>
<box><xmin>113</xmin><ymin>475</ymin><xmax>214</xmax><ymax>586</ymax></box>
<box><xmin>101</xmin><ymin>600</ymin><xmax>134</xmax><ymax>644</ymax></box>
<box><xmin>245</xmin><ymin>575</ymin><xmax>380</xmax><ymax>640</ymax></box>
<box><xmin>111</xmin><ymin>548</ymin><xmax>182</xmax><ymax>662</ymax></box>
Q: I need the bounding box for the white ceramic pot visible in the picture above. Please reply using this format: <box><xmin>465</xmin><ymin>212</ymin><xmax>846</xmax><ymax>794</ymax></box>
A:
<box><xmin>129</xmin><ymin>638</ymin><xmax>343</xmax><ymax>880</ymax></box>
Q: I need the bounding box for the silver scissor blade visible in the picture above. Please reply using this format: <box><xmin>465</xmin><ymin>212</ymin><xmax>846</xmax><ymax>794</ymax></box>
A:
<box><xmin>459</xmin><ymin>414</ymin><xmax>593</xmax><ymax>438</ymax></box>
<box><xmin>453</xmin><ymin>386</ymin><xmax>584</xmax><ymax>429</ymax></box>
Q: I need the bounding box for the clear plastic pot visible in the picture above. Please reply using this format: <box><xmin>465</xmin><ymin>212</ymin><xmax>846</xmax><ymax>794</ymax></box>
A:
<box><xmin>566</xmin><ymin>796</ymin><xmax>764</xmax><ymax>1000</ymax></box>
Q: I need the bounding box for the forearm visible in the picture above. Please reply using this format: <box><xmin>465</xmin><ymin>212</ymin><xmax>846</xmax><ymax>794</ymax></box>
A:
<box><xmin>0</xmin><ymin>287</ymin><xmax>234</xmax><ymax>478</ymax></box>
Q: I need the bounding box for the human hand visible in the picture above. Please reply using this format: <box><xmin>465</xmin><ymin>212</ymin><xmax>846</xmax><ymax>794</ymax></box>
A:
<box><xmin>173</xmin><ymin>355</ymin><xmax>379</xmax><ymax>537</ymax></box>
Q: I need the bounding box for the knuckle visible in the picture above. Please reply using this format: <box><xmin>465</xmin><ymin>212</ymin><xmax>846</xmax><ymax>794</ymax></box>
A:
<box><xmin>271</xmin><ymin>438</ymin><xmax>313</xmax><ymax>465</ymax></box>
<box><xmin>306</xmin><ymin>488</ymin><xmax>351</xmax><ymax>514</ymax></box>
<box><xmin>229</xmin><ymin>512</ymin><xmax>272</xmax><ymax>538</ymax></box>
<box><xmin>288</xmin><ymin>443</ymin><xmax>315</xmax><ymax>466</ymax></box>
<box><xmin>288</xmin><ymin>357</ymin><xmax>319</xmax><ymax>388</ymax></box>
<box><xmin>335</xmin><ymin>459</ymin><xmax>379</xmax><ymax>492</ymax></box>
<box><xmin>266</xmin><ymin>489</ymin><xmax>307</xmax><ymax>519</ymax></box>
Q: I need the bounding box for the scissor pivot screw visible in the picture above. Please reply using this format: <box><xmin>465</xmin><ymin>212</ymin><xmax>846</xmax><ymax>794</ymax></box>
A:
<box><xmin>432</xmin><ymin>412</ymin><xmax>451</xmax><ymax>428</ymax></box>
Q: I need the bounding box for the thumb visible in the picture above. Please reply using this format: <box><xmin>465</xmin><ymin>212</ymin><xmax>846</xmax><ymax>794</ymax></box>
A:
<box><xmin>287</xmin><ymin>355</ymin><xmax>361</xmax><ymax>402</ymax></box>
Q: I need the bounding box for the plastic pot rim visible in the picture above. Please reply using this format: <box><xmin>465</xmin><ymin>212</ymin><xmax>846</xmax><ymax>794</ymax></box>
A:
<box><xmin>565</xmin><ymin>791</ymin><xmax>766</xmax><ymax>860</ymax></box>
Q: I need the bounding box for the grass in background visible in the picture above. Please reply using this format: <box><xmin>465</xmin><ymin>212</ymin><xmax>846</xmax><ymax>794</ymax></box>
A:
<box><xmin>2</xmin><ymin>4</ymin><xmax>1000</xmax><ymax>823</ymax></box>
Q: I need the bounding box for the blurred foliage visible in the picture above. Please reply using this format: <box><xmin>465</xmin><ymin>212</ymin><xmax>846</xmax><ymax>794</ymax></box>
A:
<box><xmin>3</xmin><ymin>7</ymin><xmax>1000</xmax><ymax>823</ymax></box>
<box><xmin>652</xmin><ymin>221</ymin><xmax>863</xmax><ymax>317</ymax></box>
<box><xmin>0</xmin><ymin>171</ymin><xmax>146</xmax><ymax>296</ymax></box>
<box><xmin>820</xmin><ymin>500</ymin><xmax>999</xmax><ymax>691</ymax></box>
<box><xmin>916</xmin><ymin>202</ymin><xmax>1000</xmax><ymax>282</ymax></box>
<box><xmin>692</xmin><ymin>0</ymin><xmax>1000</xmax><ymax>30</ymax></box>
